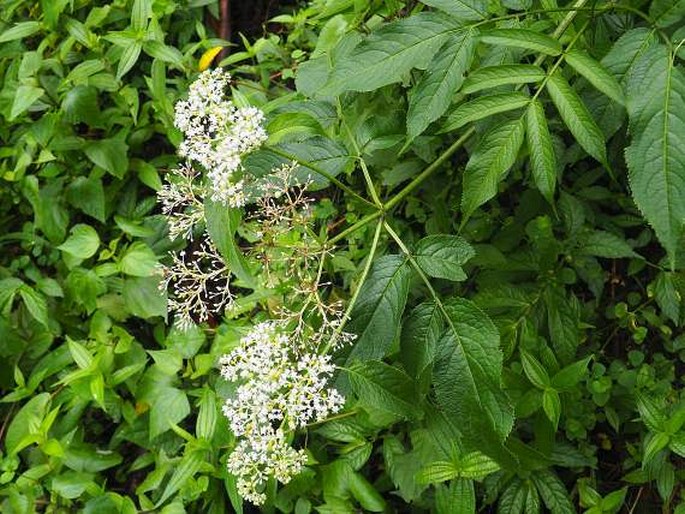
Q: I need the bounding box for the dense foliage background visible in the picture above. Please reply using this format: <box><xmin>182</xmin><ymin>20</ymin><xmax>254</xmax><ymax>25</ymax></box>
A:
<box><xmin>1</xmin><ymin>0</ymin><xmax>685</xmax><ymax>512</ymax></box>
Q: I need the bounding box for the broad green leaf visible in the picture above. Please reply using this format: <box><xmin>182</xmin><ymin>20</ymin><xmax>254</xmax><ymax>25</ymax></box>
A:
<box><xmin>532</xmin><ymin>470</ymin><xmax>575</xmax><ymax>514</ymax></box>
<box><xmin>420</xmin><ymin>0</ymin><xmax>487</xmax><ymax>20</ymax></box>
<box><xmin>416</xmin><ymin>461</ymin><xmax>458</xmax><ymax>485</ymax></box>
<box><xmin>18</xmin><ymin>286</ymin><xmax>49</xmax><ymax>327</ymax></box>
<box><xmin>565</xmin><ymin>49</ymin><xmax>625</xmax><ymax>105</ymax></box>
<box><xmin>0</xmin><ymin>21</ymin><xmax>41</xmax><ymax>42</ymax></box>
<box><xmin>348</xmin><ymin>360</ymin><xmax>421</xmax><ymax>420</ymax></box>
<box><xmin>551</xmin><ymin>356</ymin><xmax>591</xmax><ymax>390</ymax></box>
<box><xmin>546</xmin><ymin>71</ymin><xmax>607</xmax><ymax>165</ymax></box>
<box><xmin>66</xmin><ymin>177</ymin><xmax>105</xmax><ymax>222</ymax></box>
<box><xmin>526</xmin><ymin>99</ymin><xmax>557</xmax><ymax>204</ymax></box>
<box><xmin>5</xmin><ymin>393</ymin><xmax>50</xmax><ymax>454</ymax></box>
<box><xmin>669</xmin><ymin>433</ymin><xmax>685</xmax><ymax>457</ymax></box>
<box><xmin>525</xmin><ymin>486</ymin><xmax>541</xmax><ymax>514</ymax></box>
<box><xmin>636</xmin><ymin>393</ymin><xmax>667</xmax><ymax>432</ymax></box>
<box><xmin>652</xmin><ymin>272</ymin><xmax>682</xmax><ymax>325</ymax></box>
<box><xmin>577</xmin><ymin>230</ymin><xmax>640</xmax><ymax>259</ymax></box>
<box><xmin>143</xmin><ymin>41</ymin><xmax>184</xmax><ymax>65</ymax></box>
<box><xmin>625</xmin><ymin>45</ymin><xmax>685</xmax><ymax>268</ymax></box>
<box><xmin>649</xmin><ymin>0</ymin><xmax>685</xmax><ymax>28</ymax></box>
<box><xmin>196</xmin><ymin>390</ymin><xmax>217</xmax><ymax>440</ymax></box>
<box><xmin>84</xmin><ymin>139</ymin><xmax>129</xmax><ymax>178</ymax></box>
<box><xmin>542</xmin><ymin>389</ymin><xmax>561</xmax><ymax>429</ymax></box>
<box><xmin>119</xmin><ymin>242</ymin><xmax>158</xmax><ymax>277</ymax></box>
<box><xmin>643</xmin><ymin>432</ymin><xmax>669</xmax><ymax>465</ymax></box>
<box><xmin>204</xmin><ymin>200</ymin><xmax>254</xmax><ymax>286</ymax></box>
<box><xmin>155</xmin><ymin>449</ymin><xmax>204</xmax><ymax>507</ymax></box>
<box><xmin>58</xmin><ymin>224</ymin><xmax>100</xmax><ymax>259</ymax></box>
<box><xmin>459</xmin><ymin>451</ymin><xmax>501</xmax><ymax>479</ymax></box>
<box><xmin>442</xmin><ymin>92</ymin><xmax>530</xmax><ymax>133</ymax></box>
<box><xmin>323</xmin><ymin>12</ymin><xmax>460</xmax><ymax>94</ymax></box>
<box><xmin>436</xmin><ymin>479</ymin><xmax>475</xmax><ymax>514</ymax></box>
<box><xmin>10</xmin><ymin>85</ymin><xmax>44</xmax><ymax>120</ymax></box>
<box><xmin>545</xmin><ymin>288</ymin><xmax>580</xmax><ymax>364</ymax></box>
<box><xmin>414</xmin><ymin>234</ymin><xmax>475</xmax><ymax>281</ymax></box>
<box><xmin>117</xmin><ymin>42</ymin><xmax>142</xmax><ymax>80</ymax></box>
<box><xmin>499</xmin><ymin>478</ymin><xmax>526</xmax><ymax>514</ymax></box>
<box><xmin>461</xmin><ymin>118</ymin><xmax>525</xmax><ymax>220</ymax></box>
<box><xmin>433</xmin><ymin>298</ymin><xmax>515</xmax><ymax>464</ymax></box>
<box><xmin>68</xmin><ymin>338</ymin><xmax>93</xmax><ymax>369</ymax></box>
<box><xmin>346</xmin><ymin>255</ymin><xmax>411</xmax><ymax>362</ymax></box>
<box><xmin>521</xmin><ymin>351</ymin><xmax>550</xmax><ymax>389</ymax></box>
<box><xmin>347</xmin><ymin>467</ymin><xmax>386</xmax><ymax>512</ymax></box>
<box><xmin>400</xmin><ymin>302</ymin><xmax>443</xmax><ymax>385</ymax></box>
<box><xmin>122</xmin><ymin>277</ymin><xmax>167</xmax><ymax>319</ymax></box>
<box><xmin>131</xmin><ymin>0</ymin><xmax>152</xmax><ymax>31</ymax></box>
<box><xmin>462</xmin><ymin>64</ymin><xmax>546</xmax><ymax>94</ymax></box>
<box><xmin>480</xmin><ymin>29</ymin><xmax>562</xmax><ymax>56</ymax></box>
<box><xmin>407</xmin><ymin>30</ymin><xmax>477</xmax><ymax>139</ymax></box>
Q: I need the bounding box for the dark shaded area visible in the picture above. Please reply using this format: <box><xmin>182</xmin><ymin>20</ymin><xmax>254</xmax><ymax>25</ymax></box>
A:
<box><xmin>207</xmin><ymin>0</ymin><xmax>302</xmax><ymax>43</ymax></box>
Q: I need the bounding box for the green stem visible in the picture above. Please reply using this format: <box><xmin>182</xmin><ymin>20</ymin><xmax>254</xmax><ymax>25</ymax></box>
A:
<box><xmin>268</xmin><ymin>147</ymin><xmax>376</xmax><ymax>208</ymax></box>
<box><xmin>327</xmin><ymin>210</ymin><xmax>382</xmax><ymax>245</ymax></box>
<box><xmin>323</xmin><ymin>220</ymin><xmax>384</xmax><ymax>354</ymax></box>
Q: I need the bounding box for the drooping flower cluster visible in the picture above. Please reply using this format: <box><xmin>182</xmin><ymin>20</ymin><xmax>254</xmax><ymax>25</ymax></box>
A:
<box><xmin>219</xmin><ymin>321</ymin><xmax>345</xmax><ymax>504</ymax></box>
<box><xmin>156</xmin><ymin>163</ymin><xmax>205</xmax><ymax>240</ymax></box>
<box><xmin>173</xmin><ymin>68</ymin><xmax>267</xmax><ymax>207</ymax></box>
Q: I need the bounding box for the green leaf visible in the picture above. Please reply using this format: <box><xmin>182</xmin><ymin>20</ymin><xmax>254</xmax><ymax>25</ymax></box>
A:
<box><xmin>155</xmin><ymin>449</ymin><xmax>204</xmax><ymax>507</ymax></box>
<box><xmin>414</xmin><ymin>235</ymin><xmax>475</xmax><ymax>281</ymax></box>
<box><xmin>5</xmin><ymin>393</ymin><xmax>50</xmax><ymax>454</ymax></box>
<box><xmin>625</xmin><ymin>45</ymin><xmax>685</xmax><ymax>268</ymax></box>
<box><xmin>499</xmin><ymin>478</ymin><xmax>526</xmax><ymax>514</ymax></box>
<box><xmin>652</xmin><ymin>272</ymin><xmax>682</xmax><ymax>325</ymax></box>
<box><xmin>84</xmin><ymin>139</ymin><xmax>129</xmax><ymax>178</ymax></box>
<box><xmin>66</xmin><ymin>177</ymin><xmax>106</xmax><ymax>222</ymax></box>
<box><xmin>546</xmin><ymin>71</ymin><xmax>607</xmax><ymax>165</ymax></box>
<box><xmin>117</xmin><ymin>42</ymin><xmax>142</xmax><ymax>80</ymax></box>
<box><xmin>18</xmin><ymin>286</ymin><xmax>49</xmax><ymax>328</ymax></box>
<box><xmin>407</xmin><ymin>30</ymin><xmax>477</xmax><ymax>139</ymax></box>
<box><xmin>649</xmin><ymin>0</ymin><xmax>685</xmax><ymax>28</ymax></box>
<box><xmin>417</xmin><ymin>461</ymin><xmax>459</xmax><ymax>485</ymax></box>
<box><xmin>323</xmin><ymin>12</ymin><xmax>460</xmax><ymax>94</ymax></box>
<box><xmin>532</xmin><ymin>470</ymin><xmax>575</xmax><ymax>514</ymax></box>
<box><xmin>119</xmin><ymin>242</ymin><xmax>158</xmax><ymax>277</ymax></box>
<box><xmin>521</xmin><ymin>351</ymin><xmax>550</xmax><ymax>389</ymax></box>
<box><xmin>577</xmin><ymin>230</ymin><xmax>640</xmax><ymax>259</ymax></box>
<box><xmin>10</xmin><ymin>85</ymin><xmax>44</xmax><ymax>120</ymax></box>
<box><xmin>436</xmin><ymin>479</ymin><xmax>475</xmax><ymax>514</ymax></box>
<box><xmin>459</xmin><ymin>451</ymin><xmax>501</xmax><ymax>479</ymax></box>
<box><xmin>204</xmin><ymin>199</ymin><xmax>254</xmax><ymax>286</ymax></box>
<box><xmin>0</xmin><ymin>21</ymin><xmax>41</xmax><ymax>43</ymax></box>
<box><xmin>143</xmin><ymin>41</ymin><xmax>184</xmax><ymax>66</ymax></box>
<box><xmin>442</xmin><ymin>92</ymin><xmax>530</xmax><ymax>133</ymax></box>
<box><xmin>346</xmin><ymin>255</ymin><xmax>411</xmax><ymax>362</ymax></box>
<box><xmin>526</xmin><ymin>99</ymin><xmax>557</xmax><ymax>204</ymax></box>
<box><xmin>400</xmin><ymin>302</ymin><xmax>443</xmax><ymax>383</ymax></box>
<box><xmin>636</xmin><ymin>393</ymin><xmax>667</xmax><ymax>432</ymax></box>
<box><xmin>565</xmin><ymin>49</ymin><xmax>625</xmax><ymax>105</ymax></box>
<box><xmin>348</xmin><ymin>360</ymin><xmax>421</xmax><ymax>420</ymax></box>
<box><xmin>462</xmin><ymin>64</ymin><xmax>546</xmax><ymax>94</ymax></box>
<box><xmin>643</xmin><ymin>431</ymin><xmax>669</xmax><ymax>465</ymax></box>
<box><xmin>122</xmin><ymin>277</ymin><xmax>167</xmax><ymax>319</ymax></box>
<box><xmin>58</xmin><ymin>224</ymin><xmax>100</xmax><ymax>259</ymax></box>
<box><xmin>480</xmin><ymin>29</ymin><xmax>562</xmax><ymax>56</ymax></box>
<box><xmin>461</xmin><ymin>118</ymin><xmax>525</xmax><ymax>220</ymax></box>
<box><xmin>131</xmin><ymin>0</ymin><xmax>152</xmax><ymax>31</ymax></box>
<box><xmin>196</xmin><ymin>390</ymin><xmax>217</xmax><ymax>440</ymax></box>
<box><xmin>433</xmin><ymin>298</ymin><xmax>514</xmax><ymax>462</ymax></box>
<box><xmin>420</xmin><ymin>0</ymin><xmax>487</xmax><ymax>20</ymax></box>
<box><xmin>542</xmin><ymin>389</ymin><xmax>561</xmax><ymax>429</ymax></box>
<box><xmin>67</xmin><ymin>338</ymin><xmax>93</xmax><ymax>369</ymax></box>
<box><xmin>545</xmin><ymin>288</ymin><xmax>580</xmax><ymax>364</ymax></box>
<box><xmin>551</xmin><ymin>356</ymin><xmax>591</xmax><ymax>390</ymax></box>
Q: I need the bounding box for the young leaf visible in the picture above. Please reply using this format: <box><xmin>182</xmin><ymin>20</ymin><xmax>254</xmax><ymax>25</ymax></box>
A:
<box><xmin>18</xmin><ymin>286</ymin><xmax>49</xmax><ymax>328</ymax></box>
<box><xmin>480</xmin><ymin>29</ymin><xmax>562</xmax><ymax>56</ymax></box>
<box><xmin>58</xmin><ymin>224</ymin><xmax>100</xmax><ymax>259</ymax></box>
<box><xmin>625</xmin><ymin>45</ymin><xmax>685</xmax><ymax>269</ymax></box>
<box><xmin>407</xmin><ymin>30</ymin><xmax>477</xmax><ymax>139</ymax></box>
<box><xmin>348</xmin><ymin>360</ymin><xmax>421</xmax><ymax>420</ymax></box>
<box><xmin>461</xmin><ymin>118</ymin><xmax>525</xmax><ymax>220</ymax></box>
<box><xmin>459</xmin><ymin>452</ymin><xmax>501</xmax><ymax>479</ymax></box>
<box><xmin>441</xmin><ymin>92</ymin><xmax>530</xmax><ymax>133</ymax></box>
<box><xmin>521</xmin><ymin>351</ymin><xmax>551</xmax><ymax>389</ymax></box>
<box><xmin>542</xmin><ymin>389</ymin><xmax>561</xmax><ymax>430</ymax></box>
<box><xmin>462</xmin><ymin>64</ymin><xmax>546</xmax><ymax>94</ymax></box>
<box><xmin>564</xmin><ymin>49</ymin><xmax>625</xmax><ymax>105</ymax></box>
<box><xmin>10</xmin><ymin>85</ymin><xmax>44</xmax><ymax>120</ymax></box>
<box><xmin>433</xmin><ymin>298</ymin><xmax>515</xmax><ymax>463</ymax></box>
<box><xmin>416</xmin><ymin>461</ymin><xmax>459</xmax><ymax>485</ymax></box>
<box><xmin>546</xmin><ymin>71</ymin><xmax>607</xmax><ymax>165</ymax></box>
<box><xmin>551</xmin><ymin>356</ymin><xmax>591</xmax><ymax>391</ymax></box>
<box><xmin>414</xmin><ymin>234</ymin><xmax>475</xmax><ymax>282</ymax></box>
<box><xmin>116</xmin><ymin>41</ymin><xmax>142</xmax><ymax>79</ymax></box>
<box><xmin>420</xmin><ymin>0</ymin><xmax>488</xmax><ymax>21</ymax></box>
<box><xmin>323</xmin><ymin>12</ymin><xmax>460</xmax><ymax>95</ymax></box>
<box><xmin>0</xmin><ymin>21</ymin><xmax>41</xmax><ymax>43</ymax></box>
<box><xmin>525</xmin><ymin>99</ymin><xmax>557</xmax><ymax>204</ymax></box>
<box><xmin>346</xmin><ymin>255</ymin><xmax>411</xmax><ymax>362</ymax></box>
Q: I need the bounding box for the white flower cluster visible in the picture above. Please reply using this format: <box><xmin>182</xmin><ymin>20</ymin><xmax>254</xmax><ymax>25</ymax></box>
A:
<box><xmin>157</xmin><ymin>163</ymin><xmax>205</xmax><ymax>240</ymax></box>
<box><xmin>174</xmin><ymin>68</ymin><xmax>267</xmax><ymax>207</ymax></box>
<box><xmin>219</xmin><ymin>321</ymin><xmax>345</xmax><ymax>504</ymax></box>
